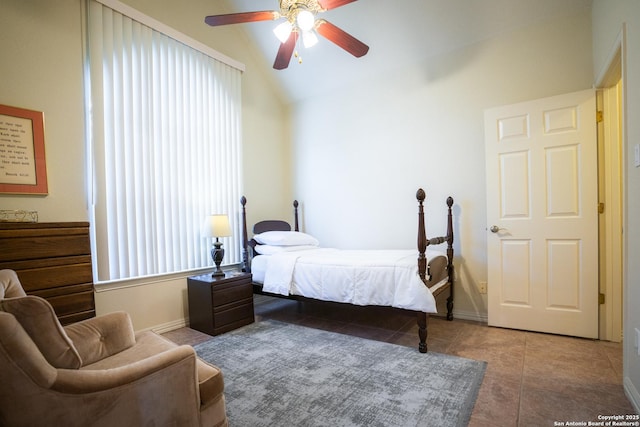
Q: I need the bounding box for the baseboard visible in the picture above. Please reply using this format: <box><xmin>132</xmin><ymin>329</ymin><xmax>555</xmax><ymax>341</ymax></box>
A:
<box><xmin>624</xmin><ymin>376</ymin><xmax>640</xmax><ymax>414</ymax></box>
<box><xmin>447</xmin><ymin>310</ymin><xmax>488</xmax><ymax>324</ymax></box>
<box><xmin>149</xmin><ymin>318</ymin><xmax>188</xmax><ymax>334</ymax></box>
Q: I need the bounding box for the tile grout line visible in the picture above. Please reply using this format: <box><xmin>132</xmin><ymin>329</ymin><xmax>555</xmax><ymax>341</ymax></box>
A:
<box><xmin>516</xmin><ymin>331</ymin><xmax>529</xmax><ymax>427</ymax></box>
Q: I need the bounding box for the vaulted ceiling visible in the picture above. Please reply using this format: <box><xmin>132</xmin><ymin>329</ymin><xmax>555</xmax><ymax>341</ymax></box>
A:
<box><xmin>211</xmin><ymin>0</ymin><xmax>592</xmax><ymax>103</ymax></box>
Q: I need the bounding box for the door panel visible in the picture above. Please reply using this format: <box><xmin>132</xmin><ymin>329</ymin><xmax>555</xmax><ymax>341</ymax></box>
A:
<box><xmin>500</xmin><ymin>151</ymin><xmax>530</xmax><ymax>217</ymax></box>
<box><xmin>485</xmin><ymin>89</ymin><xmax>598</xmax><ymax>338</ymax></box>
<box><xmin>500</xmin><ymin>240</ymin><xmax>531</xmax><ymax>305</ymax></box>
<box><xmin>546</xmin><ymin>145</ymin><xmax>579</xmax><ymax>216</ymax></box>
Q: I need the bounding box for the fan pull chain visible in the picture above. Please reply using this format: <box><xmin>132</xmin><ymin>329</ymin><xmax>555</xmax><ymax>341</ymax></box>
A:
<box><xmin>295</xmin><ymin>32</ymin><xmax>302</xmax><ymax>64</ymax></box>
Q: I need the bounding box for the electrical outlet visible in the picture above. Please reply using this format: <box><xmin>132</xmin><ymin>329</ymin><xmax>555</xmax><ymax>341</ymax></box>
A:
<box><xmin>479</xmin><ymin>281</ymin><xmax>487</xmax><ymax>294</ymax></box>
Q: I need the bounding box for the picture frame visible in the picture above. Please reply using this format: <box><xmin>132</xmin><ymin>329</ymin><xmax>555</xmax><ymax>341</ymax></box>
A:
<box><xmin>0</xmin><ymin>104</ymin><xmax>48</xmax><ymax>195</ymax></box>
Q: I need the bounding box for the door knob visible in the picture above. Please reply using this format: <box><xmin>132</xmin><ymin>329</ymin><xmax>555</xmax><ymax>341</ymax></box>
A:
<box><xmin>490</xmin><ymin>225</ymin><xmax>500</xmax><ymax>233</ymax></box>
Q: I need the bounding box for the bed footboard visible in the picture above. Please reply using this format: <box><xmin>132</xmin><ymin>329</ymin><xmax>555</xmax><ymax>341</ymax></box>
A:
<box><xmin>416</xmin><ymin>188</ymin><xmax>455</xmax><ymax>353</ymax></box>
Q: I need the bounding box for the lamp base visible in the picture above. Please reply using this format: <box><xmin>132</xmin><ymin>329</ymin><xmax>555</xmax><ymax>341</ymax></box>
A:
<box><xmin>211</xmin><ymin>240</ymin><xmax>225</xmax><ymax>277</ymax></box>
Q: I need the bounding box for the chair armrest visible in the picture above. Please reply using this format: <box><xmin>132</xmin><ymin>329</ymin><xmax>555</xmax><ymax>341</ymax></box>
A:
<box><xmin>64</xmin><ymin>312</ymin><xmax>136</xmax><ymax>366</ymax></box>
<box><xmin>52</xmin><ymin>345</ymin><xmax>197</xmax><ymax>393</ymax></box>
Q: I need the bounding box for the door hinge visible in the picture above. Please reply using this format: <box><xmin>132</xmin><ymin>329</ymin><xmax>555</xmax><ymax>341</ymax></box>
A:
<box><xmin>598</xmin><ymin>202</ymin><xmax>605</xmax><ymax>214</ymax></box>
<box><xmin>599</xmin><ymin>293</ymin><xmax>606</xmax><ymax>304</ymax></box>
<box><xmin>596</xmin><ymin>110</ymin><xmax>604</xmax><ymax>123</ymax></box>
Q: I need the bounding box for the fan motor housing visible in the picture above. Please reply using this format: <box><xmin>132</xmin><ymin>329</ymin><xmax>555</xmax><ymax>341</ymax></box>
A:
<box><xmin>280</xmin><ymin>0</ymin><xmax>324</xmax><ymax>17</ymax></box>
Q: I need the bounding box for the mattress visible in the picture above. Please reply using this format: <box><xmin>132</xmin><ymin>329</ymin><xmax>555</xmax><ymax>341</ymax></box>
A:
<box><xmin>250</xmin><ymin>248</ymin><xmax>449</xmax><ymax>313</ymax></box>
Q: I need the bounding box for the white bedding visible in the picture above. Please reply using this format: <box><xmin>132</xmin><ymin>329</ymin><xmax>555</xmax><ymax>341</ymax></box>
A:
<box><xmin>251</xmin><ymin>248</ymin><xmax>448</xmax><ymax>313</ymax></box>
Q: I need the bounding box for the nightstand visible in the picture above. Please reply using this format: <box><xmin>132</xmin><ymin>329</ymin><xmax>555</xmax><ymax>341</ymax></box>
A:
<box><xmin>187</xmin><ymin>271</ymin><xmax>254</xmax><ymax>336</ymax></box>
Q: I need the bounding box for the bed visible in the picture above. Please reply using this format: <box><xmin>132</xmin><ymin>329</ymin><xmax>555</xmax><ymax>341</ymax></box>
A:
<box><xmin>240</xmin><ymin>189</ymin><xmax>454</xmax><ymax>353</ymax></box>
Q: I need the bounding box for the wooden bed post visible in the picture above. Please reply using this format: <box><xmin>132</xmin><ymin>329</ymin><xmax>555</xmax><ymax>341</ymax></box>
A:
<box><xmin>293</xmin><ymin>200</ymin><xmax>299</xmax><ymax>232</ymax></box>
<box><xmin>416</xmin><ymin>189</ymin><xmax>427</xmax><ymax>281</ymax></box>
<box><xmin>416</xmin><ymin>189</ymin><xmax>428</xmax><ymax>353</ymax></box>
<box><xmin>446</xmin><ymin>196</ymin><xmax>454</xmax><ymax>321</ymax></box>
<box><xmin>415</xmin><ymin>190</ymin><xmax>455</xmax><ymax>352</ymax></box>
<box><xmin>240</xmin><ymin>196</ymin><xmax>249</xmax><ymax>272</ymax></box>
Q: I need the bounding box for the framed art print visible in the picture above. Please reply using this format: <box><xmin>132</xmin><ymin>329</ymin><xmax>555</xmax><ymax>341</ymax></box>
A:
<box><xmin>0</xmin><ymin>104</ymin><xmax>48</xmax><ymax>195</ymax></box>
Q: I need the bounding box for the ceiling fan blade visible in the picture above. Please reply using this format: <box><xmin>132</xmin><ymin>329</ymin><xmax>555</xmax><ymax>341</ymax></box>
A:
<box><xmin>273</xmin><ymin>31</ymin><xmax>299</xmax><ymax>70</ymax></box>
<box><xmin>205</xmin><ymin>11</ymin><xmax>279</xmax><ymax>27</ymax></box>
<box><xmin>315</xmin><ymin>19</ymin><xmax>369</xmax><ymax>58</ymax></box>
<box><xmin>317</xmin><ymin>0</ymin><xmax>358</xmax><ymax>11</ymax></box>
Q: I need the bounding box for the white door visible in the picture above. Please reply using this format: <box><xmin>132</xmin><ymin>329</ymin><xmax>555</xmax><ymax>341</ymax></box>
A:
<box><xmin>485</xmin><ymin>89</ymin><xmax>599</xmax><ymax>339</ymax></box>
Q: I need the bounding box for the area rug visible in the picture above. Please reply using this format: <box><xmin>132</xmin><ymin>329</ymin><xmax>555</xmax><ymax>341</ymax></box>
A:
<box><xmin>194</xmin><ymin>320</ymin><xmax>486</xmax><ymax>427</ymax></box>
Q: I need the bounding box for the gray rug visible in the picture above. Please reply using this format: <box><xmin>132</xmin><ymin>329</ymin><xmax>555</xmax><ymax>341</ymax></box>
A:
<box><xmin>194</xmin><ymin>320</ymin><xmax>486</xmax><ymax>427</ymax></box>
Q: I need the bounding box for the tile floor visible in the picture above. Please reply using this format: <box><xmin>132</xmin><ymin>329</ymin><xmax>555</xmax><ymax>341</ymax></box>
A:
<box><xmin>163</xmin><ymin>295</ymin><xmax>637</xmax><ymax>427</ymax></box>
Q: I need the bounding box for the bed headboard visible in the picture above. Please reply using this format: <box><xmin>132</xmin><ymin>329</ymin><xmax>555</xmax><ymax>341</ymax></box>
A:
<box><xmin>0</xmin><ymin>221</ymin><xmax>95</xmax><ymax>325</ymax></box>
<box><xmin>240</xmin><ymin>197</ymin><xmax>299</xmax><ymax>272</ymax></box>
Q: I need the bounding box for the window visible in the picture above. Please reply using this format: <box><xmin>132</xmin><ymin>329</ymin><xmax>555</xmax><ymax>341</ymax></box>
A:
<box><xmin>86</xmin><ymin>0</ymin><xmax>244</xmax><ymax>282</ymax></box>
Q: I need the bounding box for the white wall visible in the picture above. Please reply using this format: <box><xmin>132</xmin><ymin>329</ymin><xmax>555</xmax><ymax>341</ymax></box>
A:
<box><xmin>292</xmin><ymin>10</ymin><xmax>594</xmax><ymax>320</ymax></box>
<box><xmin>0</xmin><ymin>0</ymin><xmax>87</xmax><ymax>221</ymax></box>
<box><xmin>0</xmin><ymin>0</ymin><xmax>291</xmax><ymax>332</ymax></box>
<box><xmin>592</xmin><ymin>0</ymin><xmax>640</xmax><ymax>412</ymax></box>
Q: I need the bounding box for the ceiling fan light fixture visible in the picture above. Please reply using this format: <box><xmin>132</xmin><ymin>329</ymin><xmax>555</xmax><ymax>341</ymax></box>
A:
<box><xmin>302</xmin><ymin>30</ymin><xmax>318</xmax><ymax>48</ymax></box>
<box><xmin>273</xmin><ymin>20</ymin><xmax>293</xmax><ymax>43</ymax></box>
<box><xmin>205</xmin><ymin>0</ymin><xmax>369</xmax><ymax>70</ymax></box>
<box><xmin>296</xmin><ymin>9</ymin><xmax>315</xmax><ymax>32</ymax></box>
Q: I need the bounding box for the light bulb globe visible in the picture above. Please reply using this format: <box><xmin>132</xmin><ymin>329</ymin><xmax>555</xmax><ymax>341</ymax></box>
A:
<box><xmin>273</xmin><ymin>21</ymin><xmax>293</xmax><ymax>43</ymax></box>
<box><xmin>296</xmin><ymin>10</ymin><xmax>315</xmax><ymax>32</ymax></box>
<box><xmin>302</xmin><ymin>30</ymin><xmax>318</xmax><ymax>48</ymax></box>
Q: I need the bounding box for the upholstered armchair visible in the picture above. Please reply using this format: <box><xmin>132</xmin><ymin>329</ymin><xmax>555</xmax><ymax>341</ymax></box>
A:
<box><xmin>0</xmin><ymin>269</ymin><xmax>227</xmax><ymax>427</ymax></box>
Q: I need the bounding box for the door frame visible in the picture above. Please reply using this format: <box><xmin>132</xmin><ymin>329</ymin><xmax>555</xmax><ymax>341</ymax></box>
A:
<box><xmin>594</xmin><ymin>24</ymin><xmax>627</xmax><ymax>343</ymax></box>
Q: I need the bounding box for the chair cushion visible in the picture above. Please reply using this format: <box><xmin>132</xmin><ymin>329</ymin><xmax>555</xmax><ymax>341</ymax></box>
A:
<box><xmin>0</xmin><ymin>296</ymin><xmax>82</xmax><ymax>369</ymax></box>
<box><xmin>83</xmin><ymin>330</ymin><xmax>225</xmax><ymax>407</ymax></box>
<box><xmin>196</xmin><ymin>358</ymin><xmax>225</xmax><ymax>408</ymax></box>
<box><xmin>64</xmin><ymin>312</ymin><xmax>136</xmax><ymax>366</ymax></box>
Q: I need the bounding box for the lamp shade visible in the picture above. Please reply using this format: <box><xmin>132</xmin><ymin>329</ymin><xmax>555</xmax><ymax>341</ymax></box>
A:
<box><xmin>201</xmin><ymin>214</ymin><xmax>232</xmax><ymax>238</ymax></box>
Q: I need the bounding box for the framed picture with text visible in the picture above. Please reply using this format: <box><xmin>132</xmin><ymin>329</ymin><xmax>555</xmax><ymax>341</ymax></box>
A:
<box><xmin>0</xmin><ymin>104</ymin><xmax>48</xmax><ymax>195</ymax></box>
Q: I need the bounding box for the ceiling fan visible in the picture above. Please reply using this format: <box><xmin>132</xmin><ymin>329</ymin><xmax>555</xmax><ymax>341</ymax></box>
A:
<box><xmin>205</xmin><ymin>0</ymin><xmax>369</xmax><ymax>70</ymax></box>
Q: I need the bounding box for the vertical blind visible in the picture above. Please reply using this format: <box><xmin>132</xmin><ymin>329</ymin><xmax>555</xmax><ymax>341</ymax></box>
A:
<box><xmin>86</xmin><ymin>0</ymin><xmax>243</xmax><ymax>282</ymax></box>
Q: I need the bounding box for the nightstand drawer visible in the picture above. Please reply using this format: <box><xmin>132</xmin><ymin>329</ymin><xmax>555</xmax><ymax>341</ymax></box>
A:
<box><xmin>212</xmin><ymin>281</ymin><xmax>253</xmax><ymax>307</ymax></box>
<box><xmin>214</xmin><ymin>300</ymin><xmax>254</xmax><ymax>329</ymax></box>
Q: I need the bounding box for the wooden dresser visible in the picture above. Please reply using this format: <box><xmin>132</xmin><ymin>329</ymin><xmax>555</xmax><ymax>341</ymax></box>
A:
<box><xmin>0</xmin><ymin>222</ymin><xmax>95</xmax><ymax>325</ymax></box>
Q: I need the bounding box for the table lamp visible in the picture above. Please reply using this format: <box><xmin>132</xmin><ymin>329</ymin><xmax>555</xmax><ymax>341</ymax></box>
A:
<box><xmin>202</xmin><ymin>214</ymin><xmax>232</xmax><ymax>277</ymax></box>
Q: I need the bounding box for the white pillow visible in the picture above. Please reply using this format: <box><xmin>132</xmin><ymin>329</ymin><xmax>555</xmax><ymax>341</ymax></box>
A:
<box><xmin>254</xmin><ymin>245</ymin><xmax>318</xmax><ymax>255</ymax></box>
<box><xmin>253</xmin><ymin>231</ymin><xmax>319</xmax><ymax>247</ymax></box>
